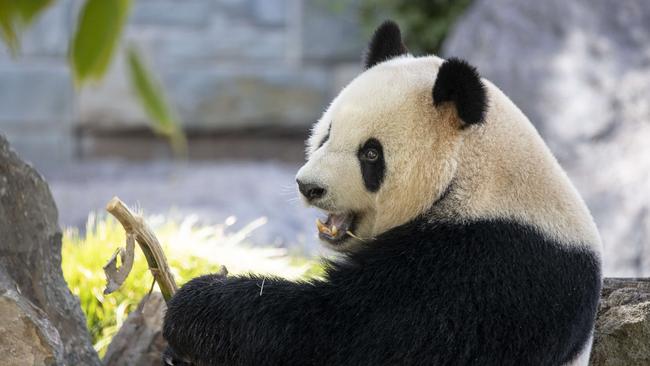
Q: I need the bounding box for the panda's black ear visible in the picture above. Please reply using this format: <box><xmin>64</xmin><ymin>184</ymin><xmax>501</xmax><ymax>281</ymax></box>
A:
<box><xmin>363</xmin><ymin>20</ymin><xmax>408</xmax><ymax>69</ymax></box>
<box><xmin>432</xmin><ymin>58</ymin><xmax>487</xmax><ymax>126</ymax></box>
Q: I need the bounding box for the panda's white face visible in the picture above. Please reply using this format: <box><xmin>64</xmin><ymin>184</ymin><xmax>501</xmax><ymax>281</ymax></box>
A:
<box><xmin>296</xmin><ymin>57</ymin><xmax>462</xmax><ymax>251</ymax></box>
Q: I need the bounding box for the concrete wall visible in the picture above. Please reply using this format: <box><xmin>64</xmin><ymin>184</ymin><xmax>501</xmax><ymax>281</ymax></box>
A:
<box><xmin>0</xmin><ymin>0</ymin><xmax>364</xmax><ymax>165</ymax></box>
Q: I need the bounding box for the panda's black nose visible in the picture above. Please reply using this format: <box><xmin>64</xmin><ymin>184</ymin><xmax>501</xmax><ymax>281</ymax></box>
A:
<box><xmin>297</xmin><ymin>179</ymin><xmax>326</xmax><ymax>201</ymax></box>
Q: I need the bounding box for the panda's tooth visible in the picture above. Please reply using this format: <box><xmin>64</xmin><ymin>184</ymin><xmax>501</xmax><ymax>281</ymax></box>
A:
<box><xmin>316</xmin><ymin>218</ymin><xmax>329</xmax><ymax>234</ymax></box>
<box><xmin>346</xmin><ymin>230</ymin><xmax>365</xmax><ymax>241</ymax></box>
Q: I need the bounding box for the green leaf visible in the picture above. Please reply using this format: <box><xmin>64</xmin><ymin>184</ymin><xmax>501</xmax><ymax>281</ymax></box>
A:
<box><xmin>0</xmin><ymin>2</ymin><xmax>19</xmax><ymax>53</ymax></box>
<box><xmin>0</xmin><ymin>0</ymin><xmax>54</xmax><ymax>54</ymax></box>
<box><xmin>126</xmin><ymin>46</ymin><xmax>187</xmax><ymax>155</ymax></box>
<box><xmin>16</xmin><ymin>0</ymin><xmax>54</xmax><ymax>24</ymax></box>
<box><xmin>69</xmin><ymin>0</ymin><xmax>131</xmax><ymax>85</ymax></box>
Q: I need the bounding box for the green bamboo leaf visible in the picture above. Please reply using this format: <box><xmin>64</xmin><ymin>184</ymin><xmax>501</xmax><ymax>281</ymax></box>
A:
<box><xmin>0</xmin><ymin>1</ymin><xmax>19</xmax><ymax>53</ymax></box>
<box><xmin>16</xmin><ymin>0</ymin><xmax>54</xmax><ymax>24</ymax></box>
<box><xmin>69</xmin><ymin>0</ymin><xmax>131</xmax><ymax>85</ymax></box>
<box><xmin>0</xmin><ymin>0</ymin><xmax>53</xmax><ymax>54</ymax></box>
<box><xmin>126</xmin><ymin>46</ymin><xmax>187</xmax><ymax>154</ymax></box>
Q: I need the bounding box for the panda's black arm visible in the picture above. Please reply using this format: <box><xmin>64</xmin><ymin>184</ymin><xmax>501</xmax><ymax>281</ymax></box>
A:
<box><xmin>162</xmin><ymin>272</ymin><xmax>341</xmax><ymax>365</ymax></box>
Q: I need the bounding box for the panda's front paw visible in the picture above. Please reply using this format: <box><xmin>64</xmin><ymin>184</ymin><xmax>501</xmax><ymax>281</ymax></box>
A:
<box><xmin>162</xmin><ymin>346</ymin><xmax>193</xmax><ymax>366</ymax></box>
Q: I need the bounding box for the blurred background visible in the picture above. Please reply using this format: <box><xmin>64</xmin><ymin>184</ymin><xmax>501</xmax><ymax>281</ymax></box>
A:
<box><xmin>1</xmin><ymin>0</ymin><xmax>649</xmax><ymax>360</ymax></box>
<box><xmin>2</xmin><ymin>0</ymin><xmax>649</xmax><ymax>274</ymax></box>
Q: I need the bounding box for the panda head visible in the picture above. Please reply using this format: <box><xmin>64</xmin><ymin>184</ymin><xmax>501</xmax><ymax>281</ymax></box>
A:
<box><xmin>295</xmin><ymin>21</ymin><xmax>489</xmax><ymax>251</ymax></box>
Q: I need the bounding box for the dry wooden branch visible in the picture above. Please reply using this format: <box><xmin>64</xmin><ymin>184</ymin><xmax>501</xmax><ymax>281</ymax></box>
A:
<box><xmin>103</xmin><ymin>233</ymin><xmax>136</xmax><ymax>295</ymax></box>
<box><xmin>106</xmin><ymin>196</ymin><xmax>178</xmax><ymax>302</ymax></box>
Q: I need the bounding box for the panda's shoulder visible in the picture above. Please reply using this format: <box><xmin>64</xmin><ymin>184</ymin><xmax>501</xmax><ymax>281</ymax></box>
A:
<box><xmin>354</xmin><ymin>217</ymin><xmax>600</xmax><ymax>278</ymax></box>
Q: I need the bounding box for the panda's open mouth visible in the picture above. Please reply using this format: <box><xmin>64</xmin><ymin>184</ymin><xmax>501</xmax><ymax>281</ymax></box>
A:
<box><xmin>316</xmin><ymin>212</ymin><xmax>356</xmax><ymax>244</ymax></box>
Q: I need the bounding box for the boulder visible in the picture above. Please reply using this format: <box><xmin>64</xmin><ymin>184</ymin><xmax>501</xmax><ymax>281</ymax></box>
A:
<box><xmin>591</xmin><ymin>278</ymin><xmax>650</xmax><ymax>365</ymax></box>
<box><xmin>103</xmin><ymin>292</ymin><xmax>168</xmax><ymax>366</ymax></box>
<box><xmin>0</xmin><ymin>270</ymin><xmax>64</xmax><ymax>366</ymax></box>
<box><xmin>443</xmin><ymin>0</ymin><xmax>650</xmax><ymax>276</ymax></box>
<box><xmin>0</xmin><ymin>135</ymin><xmax>100</xmax><ymax>365</ymax></box>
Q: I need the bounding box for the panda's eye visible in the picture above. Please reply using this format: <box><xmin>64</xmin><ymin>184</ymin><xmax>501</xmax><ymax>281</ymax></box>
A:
<box><xmin>362</xmin><ymin>148</ymin><xmax>379</xmax><ymax>162</ymax></box>
<box><xmin>358</xmin><ymin>138</ymin><xmax>385</xmax><ymax>192</ymax></box>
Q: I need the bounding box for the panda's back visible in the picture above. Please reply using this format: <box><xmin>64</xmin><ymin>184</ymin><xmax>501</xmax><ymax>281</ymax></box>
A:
<box><xmin>325</xmin><ymin>217</ymin><xmax>601</xmax><ymax>366</ymax></box>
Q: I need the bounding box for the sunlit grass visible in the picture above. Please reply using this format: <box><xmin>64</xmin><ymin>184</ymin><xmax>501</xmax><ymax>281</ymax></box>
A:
<box><xmin>62</xmin><ymin>212</ymin><xmax>322</xmax><ymax>356</ymax></box>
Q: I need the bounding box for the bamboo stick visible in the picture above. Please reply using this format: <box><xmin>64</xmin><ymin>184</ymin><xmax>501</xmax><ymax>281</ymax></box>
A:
<box><xmin>106</xmin><ymin>196</ymin><xmax>178</xmax><ymax>302</ymax></box>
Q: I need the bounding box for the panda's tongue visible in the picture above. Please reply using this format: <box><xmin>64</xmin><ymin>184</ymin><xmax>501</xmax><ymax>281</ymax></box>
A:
<box><xmin>316</xmin><ymin>213</ymin><xmax>353</xmax><ymax>240</ymax></box>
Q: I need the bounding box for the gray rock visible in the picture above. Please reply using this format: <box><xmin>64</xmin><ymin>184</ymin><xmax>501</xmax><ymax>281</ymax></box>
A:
<box><xmin>591</xmin><ymin>278</ymin><xmax>650</xmax><ymax>366</ymax></box>
<box><xmin>0</xmin><ymin>268</ymin><xmax>64</xmax><ymax>362</ymax></box>
<box><xmin>0</xmin><ymin>135</ymin><xmax>101</xmax><ymax>365</ymax></box>
<box><xmin>443</xmin><ymin>0</ymin><xmax>650</xmax><ymax>276</ymax></box>
<box><xmin>0</xmin><ymin>278</ymin><xmax>65</xmax><ymax>366</ymax></box>
<box><xmin>103</xmin><ymin>292</ymin><xmax>167</xmax><ymax>366</ymax></box>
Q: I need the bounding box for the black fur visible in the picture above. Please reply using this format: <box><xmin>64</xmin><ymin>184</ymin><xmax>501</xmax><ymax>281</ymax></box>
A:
<box><xmin>357</xmin><ymin>138</ymin><xmax>385</xmax><ymax>192</ymax></box>
<box><xmin>163</xmin><ymin>218</ymin><xmax>601</xmax><ymax>366</ymax></box>
<box><xmin>363</xmin><ymin>20</ymin><xmax>408</xmax><ymax>69</ymax></box>
<box><xmin>433</xmin><ymin>58</ymin><xmax>487</xmax><ymax>126</ymax></box>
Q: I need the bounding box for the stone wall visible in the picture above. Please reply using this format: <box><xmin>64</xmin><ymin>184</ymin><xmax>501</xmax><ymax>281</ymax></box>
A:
<box><xmin>0</xmin><ymin>0</ymin><xmax>364</xmax><ymax>166</ymax></box>
<box><xmin>0</xmin><ymin>0</ymin><xmax>76</xmax><ymax>167</ymax></box>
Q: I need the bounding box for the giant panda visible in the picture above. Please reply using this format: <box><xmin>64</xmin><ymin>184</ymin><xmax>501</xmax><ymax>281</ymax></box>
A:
<box><xmin>162</xmin><ymin>21</ymin><xmax>602</xmax><ymax>366</ymax></box>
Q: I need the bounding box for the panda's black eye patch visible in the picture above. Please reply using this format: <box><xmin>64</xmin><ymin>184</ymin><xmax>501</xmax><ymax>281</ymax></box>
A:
<box><xmin>358</xmin><ymin>138</ymin><xmax>385</xmax><ymax>192</ymax></box>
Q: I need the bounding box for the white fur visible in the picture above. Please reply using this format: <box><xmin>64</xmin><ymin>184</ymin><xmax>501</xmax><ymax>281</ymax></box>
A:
<box><xmin>564</xmin><ymin>335</ymin><xmax>593</xmax><ymax>366</ymax></box>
